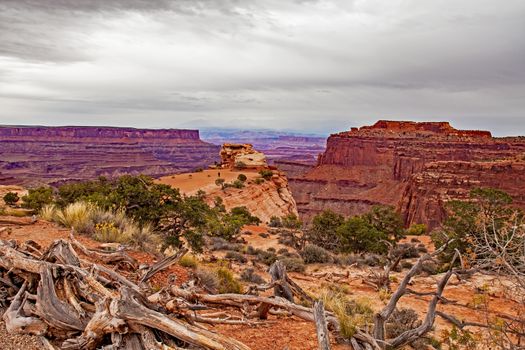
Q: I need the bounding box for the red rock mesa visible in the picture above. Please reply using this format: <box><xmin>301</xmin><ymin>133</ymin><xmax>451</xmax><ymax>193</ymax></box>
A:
<box><xmin>287</xmin><ymin>120</ymin><xmax>525</xmax><ymax>230</ymax></box>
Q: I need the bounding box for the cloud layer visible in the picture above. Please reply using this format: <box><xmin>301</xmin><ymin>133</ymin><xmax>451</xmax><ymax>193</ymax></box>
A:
<box><xmin>1</xmin><ymin>0</ymin><xmax>524</xmax><ymax>135</ymax></box>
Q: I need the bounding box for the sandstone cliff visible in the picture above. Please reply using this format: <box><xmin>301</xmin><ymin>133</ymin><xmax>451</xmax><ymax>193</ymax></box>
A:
<box><xmin>290</xmin><ymin>121</ymin><xmax>525</xmax><ymax>230</ymax></box>
<box><xmin>0</xmin><ymin>126</ymin><xmax>219</xmax><ymax>186</ymax></box>
<box><xmin>209</xmin><ymin>171</ymin><xmax>298</xmax><ymax>224</ymax></box>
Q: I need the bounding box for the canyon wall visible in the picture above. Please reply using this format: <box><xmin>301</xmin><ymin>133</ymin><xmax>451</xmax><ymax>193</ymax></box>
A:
<box><xmin>0</xmin><ymin>126</ymin><xmax>220</xmax><ymax>186</ymax></box>
<box><xmin>290</xmin><ymin>121</ymin><xmax>525</xmax><ymax>230</ymax></box>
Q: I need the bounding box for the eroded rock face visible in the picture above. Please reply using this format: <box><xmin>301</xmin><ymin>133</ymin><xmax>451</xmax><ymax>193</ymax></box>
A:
<box><xmin>208</xmin><ymin>171</ymin><xmax>298</xmax><ymax>224</ymax></box>
<box><xmin>0</xmin><ymin>126</ymin><xmax>219</xmax><ymax>186</ymax></box>
<box><xmin>290</xmin><ymin>120</ymin><xmax>525</xmax><ymax>230</ymax></box>
<box><xmin>220</xmin><ymin>143</ymin><xmax>268</xmax><ymax>169</ymax></box>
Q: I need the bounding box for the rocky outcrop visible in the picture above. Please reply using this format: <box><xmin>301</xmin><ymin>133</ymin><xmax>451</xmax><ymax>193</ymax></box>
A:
<box><xmin>219</xmin><ymin>144</ymin><xmax>268</xmax><ymax>169</ymax></box>
<box><xmin>0</xmin><ymin>126</ymin><xmax>219</xmax><ymax>186</ymax></box>
<box><xmin>290</xmin><ymin>120</ymin><xmax>525</xmax><ymax>230</ymax></box>
<box><xmin>209</xmin><ymin>171</ymin><xmax>298</xmax><ymax>223</ymax></box>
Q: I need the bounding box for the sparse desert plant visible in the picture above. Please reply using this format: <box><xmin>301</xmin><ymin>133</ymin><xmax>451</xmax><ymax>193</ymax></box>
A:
<box><xmin>3</xmin><ymin>192</ymin><xmax>19</xmax><ymax>206</ymax></box>
<box><xmin>93</xmin><ymin>221</ymin><xmax>131</xmax><ymax>243</ymax></box>
<box><xmin>128</xmin><ymin>223</ymin><xmax>161</xmax><ymax>252</ymax></box>
<box><xmin>300</xmin><ymin>244</ymin><xmax>332</xmax><ymax>264</ymax></box>
<box><xmin>319</xmin><ymin>288</ymin><xmax>373</xmax><ymax>338</ymax></box>
<box><xmin>269</xmin><ymin>216</ymin><xmax>282</xmax><ymax>227</ymax></box>
<box><xmin>237</xmin><ymin>174</ymin><xmax>247</xmax><ymax>182</ymax></box>
<box><xmin>255</xmin><ymin>249</ymin><xmax>278</xmax><ymax>266</ymax></box>
<box><xmin>216</xmin><ymin>267</ymin><xmax>243</xmax><ymax>294</ymax></box>
<box><xmin>254</xmin><ymin>178</ymin><xmax>265</xmax><ymax>185</ymax></box>
<box><xmin>231</xmin><ymin>180</ymin><xmax>244</xmax><ymax>189</ymax></box>
<box><xmin>40</xmin><ymin>204</ymin><xmax>58</xmax><ymax>221</ymax></box>
<box><xmin>194</xmin><ymin>268</ymin><xmax>219</xmax><ymax>292</ymax></box>
<box><xmin>54</xmin><ymin>201</ymin><xmax>95</xmax><ymax>233</ymax></box>
<box><xmin>240</xmin><ymin>267</ymin><xmax>265</xmax><ymax>284</ymax></box>
<box><xmin>280</xmin><ymin>257</ymin><xmax>306</xmax><ymax>272</ymax></box>
<box><xmin>258</xmin><ymin>169</ymin><xmax>274</xmax><ymax>180</ymax></box>
<box><xmin>225</xmin><ymin>250</ymin><xmax>247</xmax><ymax>263</ymax></box>
<box><xmin>21</xmin><ymin>186</ymin><xmax>54</xmax><ymax>211</ymax></box>
<box><xmin>179</xmin><ymin>254</ymin><xmax>199</xmax><ymax>268</ymax></box>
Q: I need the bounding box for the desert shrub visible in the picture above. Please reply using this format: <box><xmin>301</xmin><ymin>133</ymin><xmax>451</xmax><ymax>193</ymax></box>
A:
<box><xmin>393</xmin><ymin>243</ymin><xmax>420</xmax><ymax>259</ymax></box>
<box><xmin>240</xmin><ymin>268</ymin><xmax>265</xmax><ymax>284</ymax></box>
<box><xmin>231</xmin><ymin>180</ymin><xmax>244</xmax><ymax>189</ymax></box>
<box><xmin>216</xmin><ymin>267</ymin><xmax>243</xmax><ymax>294</ymax></box>
<box><xmin>209</xmin><ymin>237</ymin><xmax>243</xmax><ymax>251</ymax></box>
<box><xmin>22</xmin><ymin>186</ymin><xmax>54</xmax><ymax>211</ymax></box>
<box><xmin>254</xmin><ymin>178</ymin><xmax>265</xmax><ymax>185</ymax></box>
<box><xmin>128</xmin><ymin>223</ymin><xmax>161</xmax><ymax>252</ymax></box>
<box><xmin>441</xmin><ymin>326</ymin><xmax>479</xmax><ymax>350</ymax></box>
<box><xmin>334</xmin><ymin>253</ymin><xmax>361</xmax><ymax>266</ymax></box>
<box><xmin>308</xmin><ymin>206</ymin><xmax>405</xmax><ymax>254</ymax></box>
<box><xmin>432</xmin><ymin>187</ymin><xmax>516</xmax><ymax>263</ymax></box>
<box><xmin>362</xmin><ymin>253</ymin><xmax>382</xmax><ymax>267</ymax></box>
<box><xmin>225</xmin><ymin>250</ymin><xmax>247</xmax><ymax>263</ymax></box>
<box><xmin>246</xmin><ymin>245</ymin><xmax>256</xmax><ymax>255</ymax></box>
<box><xmin>277</xmin><ymin>248</ymin><xmax>289</xmax><ymax>255</ymax></box>
<box><xmin>301</xmin><ymin>244</ymin><xmax>332</xmax><ymax>264</ymax></box>
<box><xmin>421</xmin><ymin>260</ymin><xmax>438</xmax><ymax>275</ymax></box>
<box><xmin>280</xmin><ymin>257</ymin><xmax>306</xmax><ymax>272</ymax></box>
<box><xmin>417</xmin><ymin>244</ymin><xmax>428</xmax><ymax>253</ymax></box>
<box><xmin>266</xmin><ymin>247</ymin><xmax>276</xmax><ymax>253</ymax></box>
<box><xmin>306</xmin><ymin>210</ymin><xmax>345</xmax><ymax>250</ymax></box>
<box><xmin>54</xmin><ymin>202</ymin><xmax>95</xmax><ymax>233</ymax></box>
<box><xmin>3</xmin><ymin>192</ymin><xmax>19</xmax><ymax>206</ymax></box>
<box><xmin>406</xmin><ymin>223</ymin><xmax>427</xmax><ymax>236</ymax></box>
<box><xmin>258</xmin><ymin>169</ymin><xmax>274</xmax><ymax>180</ymax></box>
<box><xmin>215</xmin><ymin>178</ymin><xmax>226</xmax><ymax>189</ymax></box>
<box><xmin>259</xmin><ymin>232</ymin><xmax>269</xmax><ymax>238</ymax></box>
<box><xmin>194</xmin><ymin>269</ymin><xmax>219</xmax><ymax>292</ymax></box>
<box><xmin>40</xmin><ymin>204</ymin><xmax>58</xmax><ymax>221</ymax></box>
<box><xmin>93</xmin><ymin>222</ymin><xmax>130</xmax><ymax>243</ymax></box>
<box><xmin>255</xmin><ymin>249</ymin><xmax>278</xmax><ymax>265</ymax></box>
<box><xmin>194</xmin><ymin>167</ymin><xmax>204</xmax><ymax>172</ymax></box>
<box><xmin>385</xmin><ymin>308</ymin><xmax>430</xmax><ymax>348</ymax></box>
<box><xmin>179</xmin><ymin>254</ymin><xmax>199</xmax><ymax>268</ymax></box>
<box><xmin>281</xmin><ymin>214</ymin><xmax>302</xmax><ymax>230</ymax></box>
<box><xmin>234</xmin><ymin>161</ymin><xmax>247</xmax><ymax>170</ymax></box>
<box><xmin>237</xmin><ymin>174</ymin><xmax>247</xmax><ymax>182</ymax></box>
<box><xmin>410</xmin><ymin>237</ymin><xmax>421</xmax><ymax>243</ymax></box>
<box><xmin>401</xmin><ymin>261</ymin><xmax>414</xmax><ymax>269</ymax></box>
<box><xmin>269</xmin><ymin>216</ymin><xmax>282</xmax><ymax>227</ymax></box>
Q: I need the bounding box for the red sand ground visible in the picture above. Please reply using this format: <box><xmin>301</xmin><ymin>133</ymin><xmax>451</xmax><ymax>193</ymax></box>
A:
<box><xmin>156</xmin><ymin>169</ymin><xmax>259</xmax><ymax>195</ymax></box>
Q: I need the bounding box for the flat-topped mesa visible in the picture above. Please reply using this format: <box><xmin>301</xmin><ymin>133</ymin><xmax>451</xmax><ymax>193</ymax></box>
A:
<box><xmin>219</xmin><ymin>143</ymin><xmax>268</xmax><ymax>169</ymax></box>
<box><xmin>0</xmin><ymin>125</ymin><xmax>219</xmax><ymax>186</ymax></box>
<box><xmin>288</xmin><ymin>120</ymin><xmax>525</xmax><ymax>230</ymax></box>
<box><xmin>341</xmin><ymin>120</ymin><xmax>492</xmax><ymax>138</ymax></box>
<box><xmin>0</xmin><ymin>126</ymin><xmax>201</xmax><ymax>144</ymax></box>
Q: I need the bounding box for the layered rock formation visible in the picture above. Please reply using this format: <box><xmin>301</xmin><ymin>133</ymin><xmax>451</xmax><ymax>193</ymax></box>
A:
<box><xmin>0</xmin><ymin>126</ymin><xmax>219</xmax><ymax>186</ymax></box>
<box><xmin>209</xmin><ymin>170</ymin><xmax>298</xmax><ymax>224</ymax></box>
<box><xmin>290</xmin><ymin>121</ymin><xmax>525</xmax><ymax>230</ymax></box>
<box><xmin>219</xmin><ymin>144</ymin><xmax>268</xmax><ymax>169</ymax></box>
<box><xmin>202</xmin><ymin>130</ymin><xmax>325</xmax><ymax>164</ymax></box>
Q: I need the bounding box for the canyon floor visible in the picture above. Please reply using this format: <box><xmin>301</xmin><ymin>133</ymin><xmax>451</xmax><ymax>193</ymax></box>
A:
<box><xmin>0</xmin><ymin>217</ymin><xmax>521</xmax><ymax>349</ymax></box>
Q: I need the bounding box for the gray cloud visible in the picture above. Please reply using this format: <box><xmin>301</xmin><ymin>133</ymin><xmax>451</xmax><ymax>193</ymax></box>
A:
<box><xmin>0</xmin><ymin>0</ymin><xmax>524</xmax><ymax>135</ymax></box>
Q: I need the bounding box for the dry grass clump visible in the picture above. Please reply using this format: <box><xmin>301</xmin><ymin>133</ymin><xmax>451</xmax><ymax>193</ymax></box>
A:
<box><xmin>40</xmin><ymin>204</ymin><xmax>58</xmax><ymax>221</ymax></box>
<box><xmin>41</xmin><ymin>201</ymin><xmax>161</xmax><ymax>251</ymax></box>
<box><xmin>54</xmin><ymin>202</ymin><xmax>95</xmax><ymax>233</ymax></box>
<box><xmin>194</xmin><ymin>266</ymin><xmax>243</xmax><ymax>294</ymax></box>
<box><xmin>301</xmin><ymin>244</ymin><xmax>333</xmax><ymax>264</ymax></box>
<box><xmin>318</xmin><ymin>286</ymin><xmax>373</xmax><ymax>339</ymax></box>
<box><xmin>179</xmin><ymin>254</ymin><xmax>199</xmax><ymax>268</ymax></box>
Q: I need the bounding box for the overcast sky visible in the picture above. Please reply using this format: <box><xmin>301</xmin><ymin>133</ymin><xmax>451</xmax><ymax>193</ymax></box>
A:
<box><xmin>0</xmin><ymin>0</ymin><xmax>524</xmax><ymax>136</ymax></box>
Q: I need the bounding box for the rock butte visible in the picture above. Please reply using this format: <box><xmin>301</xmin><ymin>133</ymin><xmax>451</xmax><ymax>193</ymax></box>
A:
<box><xmin>284</xmin><ymin>120</ymin><xmax>525</xmax><ymax>230</ymax></box>
<box><xmin>0</xmin><ymin>126</ymin><xmax>219</xmax><ymax>186</ymax></box>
